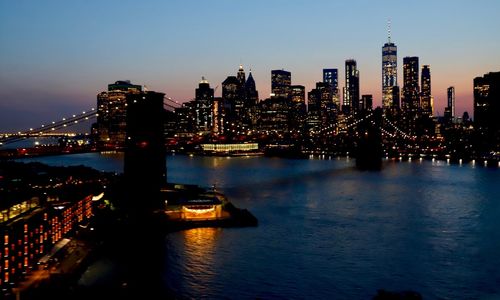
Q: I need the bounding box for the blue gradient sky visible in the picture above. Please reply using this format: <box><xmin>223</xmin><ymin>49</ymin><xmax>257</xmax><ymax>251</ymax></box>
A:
<box><xmin>1</xmin><ymin>0</ymin><xmax>499</xmax><ymax>132</ymax></box>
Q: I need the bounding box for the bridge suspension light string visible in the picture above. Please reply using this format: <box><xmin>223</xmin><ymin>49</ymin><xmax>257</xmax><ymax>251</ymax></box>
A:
<box><xmin>382</xmin><ymin>115</ymin><xmax>416</xmax><ymax>140</ymax></box>
<box><xmin>0</xmin><ymin>109</ymin><xmax>98</xmax><ymax>145</ymax></box>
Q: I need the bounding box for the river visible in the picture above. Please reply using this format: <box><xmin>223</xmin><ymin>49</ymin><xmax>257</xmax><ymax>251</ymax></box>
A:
<box><xmin>20</xmin><ymin>153</ymin><xmax>500</xmax><ymax>299</ymax></box>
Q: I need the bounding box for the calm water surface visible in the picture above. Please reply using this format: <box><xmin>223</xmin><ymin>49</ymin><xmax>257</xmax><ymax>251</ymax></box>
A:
<box><xmin>21</xmin><ymin>153</ymin><xmax>500</xmax><ymax>299</ymax></box>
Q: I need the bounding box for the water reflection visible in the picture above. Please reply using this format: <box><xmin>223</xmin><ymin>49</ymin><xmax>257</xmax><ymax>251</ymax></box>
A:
<box><xmin>175</xmin><ymin>228</ymin><xmax>221</xmax><ymax>295</ymax></box>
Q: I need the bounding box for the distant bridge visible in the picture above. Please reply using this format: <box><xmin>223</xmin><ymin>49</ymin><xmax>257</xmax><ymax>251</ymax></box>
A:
<box><xmin>0</xmin><ymin>96</ymin><xmax>181</xmax><ymax>147</ymax></box>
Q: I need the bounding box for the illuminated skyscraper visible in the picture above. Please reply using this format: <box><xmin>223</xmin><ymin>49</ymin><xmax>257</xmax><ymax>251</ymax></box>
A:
<box><xmin>195</xmin><ymin>77</ymin><xmax>215</xmax><ymax>132</ymax></box>
<box><xmin>290</xmin><ymin>85</ymin><xmax>306</xmax><ymax>132</ymax></box>
<box><xmin>421</xmin><ymin>65</ymin><xmax>432</xmax><ymax>115</ymax></box>
<box><xmin>271</xmin><ymin>69</ymin><xmax>291</xmax><ymax>99</ymax></box>
<box><xmin>447</xmin><ymin>86</ymin><xmax>455</xmax><ymax>120</ymax></box>
<box><xmin>96</xmin><ymin>80</ymin><xmax>142</xmax><ymax>148</ymax></box>
<box><xmin>382</xmin><ymin>22</ymin><xmax>398</xmax><ymax>110</ymax></box>
<box><xmin>323</xmin><ymin>68</ymin><xmax>340</xmax><ymax>108</ymax></box>
<box><xmin>402</xmin><ymin>56</ymin><xmax>420</xmax><ymax>112</ymax></box>
<box><xmin>344</xmin><ymin>59</ymin><xmax>359</xmax><ymax>113</ymax></box>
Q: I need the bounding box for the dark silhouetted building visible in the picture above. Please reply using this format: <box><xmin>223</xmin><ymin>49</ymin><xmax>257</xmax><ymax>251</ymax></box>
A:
<box><xmin>271</xmin><ymin>69</ymin><xmax>291</xmax><ymax>99</ymax></box>
<box><xmin>245</xmin><ymin>70</ymin><xmax>259</xmax><ymax>106</ymax></box>
<box><xmin>421</xmin><ymin>65</ymin><xmax>432</xmax><ymax>115</ymax></box>
<box><xmin>222</xmin><ymin>75</ymin><xmax>240</xmax><ymax>126</ymax></box>
<box><xmin>124</xmin><ymin>91</ymin><xmax>166</xmax><ymax>213</ymax></box>
<box><xmin>474</xmin><ymin>72</ymin><xmax>500</xmax><ymax>151</ymax></box>
<box><xmin>344</xmin><ymin>59</ymin><xmax>360</xmax><ymax>113</ymax></box>
<box><xmin>96</xmin><ymin>80</ymin><xmax>142</xmax><ymax>148</ymax></box>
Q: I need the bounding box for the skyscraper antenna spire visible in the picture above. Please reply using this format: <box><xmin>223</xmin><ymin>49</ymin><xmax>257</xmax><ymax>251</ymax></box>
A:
<box><xmin>387</xmin><ymin>18</ymin><xmax>391</xmax><ymax>43</ymax></box>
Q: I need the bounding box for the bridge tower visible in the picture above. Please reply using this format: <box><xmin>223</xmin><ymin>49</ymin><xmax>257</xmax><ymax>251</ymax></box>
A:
<box><xmin>124</xmin><ymin>91</ymin><xmax>166</xmax><ymax>214</ymax></box>
<box><xmin>355</xmin><ymin>107</ymin><xmax>383</xmax><ymax>170</ymax></box>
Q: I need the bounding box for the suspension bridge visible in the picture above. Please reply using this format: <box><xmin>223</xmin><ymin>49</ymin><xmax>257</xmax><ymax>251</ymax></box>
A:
<box><xmin>0</xmin><ymin>96</ymin><xmax>181</xmax><ymax>147</ymax></box>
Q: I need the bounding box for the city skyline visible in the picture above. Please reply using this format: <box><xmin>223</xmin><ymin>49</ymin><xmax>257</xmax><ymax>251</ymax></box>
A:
<box><xmin>1</xmin><ymin>0</ymin><xmax>500</xmax><ymax>131</ymax></box>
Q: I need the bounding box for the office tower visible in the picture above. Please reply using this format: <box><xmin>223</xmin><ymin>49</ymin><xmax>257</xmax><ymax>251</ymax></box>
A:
<box><xmin>382</xmin><ymin>23</ymin><xmax>398</xmax><ymax>110</ymax></box>
<box><xmin>474</xmin><ymin>72</ymin><xmax>500</xmax><ymax>128</ymax></box>
<box><xmin>307</xmin><ymin>87</ymin><xmax>321</xmax><ymax>132</ymax></box>
<box><xmin>323</xmin><ymin>68</ymin><xmax>340</xmax><ymax>108</ymax></box>
<box><xmin>245</xmin><ymin>70</ymin><xmax>259</xmax><ymax>106</ymax></box>
<box><xmin>447</xmin><ymin>86</ymin><xmax>455</xmax><ymax>120</ymax></box>
<box><xmin>402</xmin><ymin>56</ymin><xmax>420</xmax><ymax>112</ymax></box>
<box><xmin>344</xmin><ymin>59</ymin><xmax>360</xmax><ymax>113</ymax></box>
<box><xmin>96</xmin><ymin>80</ymin><xmax>142</xmax><ymax>148</ymax></box>
<box><xmin>474</xmin><ymin>72</ymin><xmax>500</xmax><ymax>151</ymax></box>
<box><xmin>237</xmin><ymin>64</ymin><xmax>246</xmax><ymax>87</ymax></box>
<box><xmin>222</xmin><ymin>75</ymin><xmax>240</xmax><ymax>124</ymax></box>
<box><xmin>361</xmin><ymin>95</ymin><xmax>373</xmax><ymax>111</ymax></box>
<box><xmin>124</xmin><ymin>91</ymin><xmax>166</xmax><ymax>212</ymax></box>
<box><xmin>271</xmin><ymin>69</ymin><xmax>291</xmax><ymax>99</ymax></box>
<box><xmin>195</xmin><ymin>77</ymin><xmax>215</xmax><ymax>132</ymax></box>
<box><xmin>290</xmin><ymin>85</ymin><xmax>306</xmax><ymax>132</ymax></box>
<box><xmin>421</xmin><ymin>65</ymin><xmax>432</xmax><ymax>115</ymax></box>
<box><xmin>236</xmin><ymin>65</ymin><xmax>247</xmax><ymax>109</ymax></box>
<box><xmin>291</xmin><ymin>85</ymin><xmax>305</xmax><ymax>104</ymax></box>
<box><xmin>212</xmin><ymin>97</ymin><xmax>223</xmax><ymax>134</ymax></box>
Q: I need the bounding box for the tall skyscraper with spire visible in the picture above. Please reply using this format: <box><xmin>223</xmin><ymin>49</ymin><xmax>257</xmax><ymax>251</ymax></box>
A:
<box><xmin>237</xmin><ymin>64</ymin><xmax>246</xmax><ymax>88</ymax></box>
<box><xmin>382</xmin><ymin>20</ymin><xmax>399</xmax><ymax>110</ymax></box>
<box><xmin>245</xmin><ymin>69</ymin><xmax>259</xmax><ymax>105</ymax></box>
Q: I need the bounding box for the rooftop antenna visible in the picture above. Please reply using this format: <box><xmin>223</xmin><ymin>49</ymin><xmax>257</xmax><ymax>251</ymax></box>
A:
<box><xmin>387</xmin><ymin>18</ymin><xmax>392</xmax><ymax>43</ymax></box>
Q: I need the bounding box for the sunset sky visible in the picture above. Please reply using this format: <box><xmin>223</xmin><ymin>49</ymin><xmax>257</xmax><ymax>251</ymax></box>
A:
<box><xmin>1</xmin><ymin>0</ymin><xmax>499</xmax><ymax>131</ymax></box>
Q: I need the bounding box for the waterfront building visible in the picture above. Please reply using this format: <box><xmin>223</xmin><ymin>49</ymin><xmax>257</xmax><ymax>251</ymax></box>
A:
<box><xmin>195</xmin><ymin>77</ymin><xmax>215</xmax><ymax>132</ymax></box>
<box><xmin>344</xmin><ymin>59</ymin><xmax>360</xmax><ymax>113</ymax></box>
<box><xmin>382</xmin><ymin>24</ymin><xmax>399</xmax><ymax>111</ymax></box>
<box><xmin>95</xmin><ymin>80</ymin><xmax>142</xmax><ymax>149</ymax></box>
<box><xmin>421</xmin><ymin>65</ymin><xmax>432</xmax><ymax>115</ymax></box>
<box><xmin>271</xmin><ymin>70</ymin><xmax>291</xmax><ymax>99</ymax></box>
<box><xmin>402</xmin><ymin>56</ymin><xmax>420</xmax><ymax>112</ymax></box>
<box><xmin>0</xmin><ymin>195</ymin><xmax>93</xmax><ymax>289</ymax></box>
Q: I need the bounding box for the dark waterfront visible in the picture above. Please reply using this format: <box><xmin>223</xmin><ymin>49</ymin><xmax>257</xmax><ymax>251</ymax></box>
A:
<box><xmin>21</xmin><ymin>153</ymin><xmax>500</xmax><ymax>299</ymax></box>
